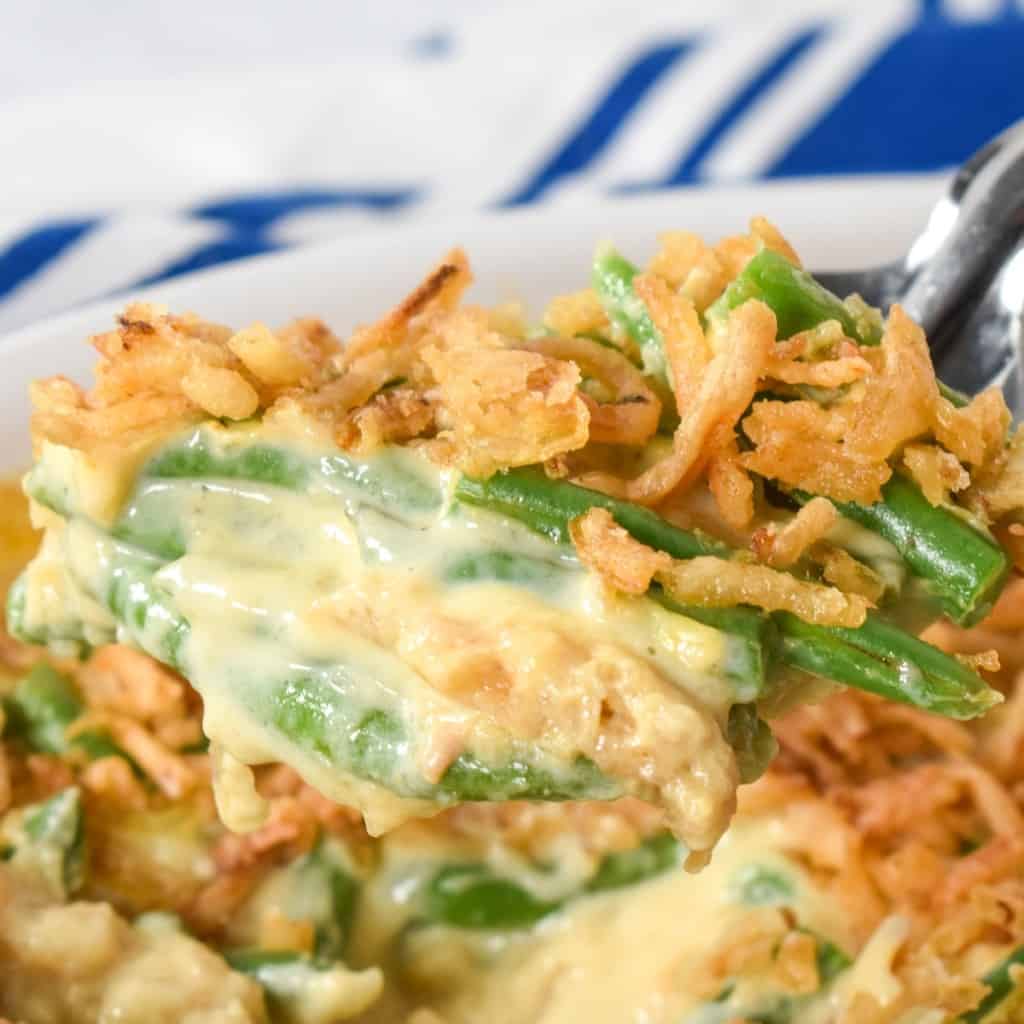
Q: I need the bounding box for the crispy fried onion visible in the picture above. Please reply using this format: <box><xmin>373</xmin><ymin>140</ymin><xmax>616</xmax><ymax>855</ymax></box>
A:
<box><xmin>336</xmin><ymin>387</ymin><xmax>436</xmax><ymax>454</ymax></box>
<box><xmin>341</xmin><ymin>248</ymin><xmax>472</xmax><ymax>366</ymax></box>
<box><xmin>68</xmin><ymin>712</ymin><xmax>197</xmax><ymax>799</ymax></box>
<box><xmin>741</xmin><ymin>398</ymin><xmax>893</xmax><ymax>505</ymax></box>
<box><xmin>542</xmin><ymin>288</ymin><xmax>610</xmax><ymax>338</ymax></box>
<box><xmin>578</xmin><ymin>299</ymin><xmax>774</xmax><ymax>506</ymax></box>
<box><xmin>571</xmin><ymin>508</ymin><xmax>868</xmax><ymax>627</ymax></box>
<box><xmin>751</xmin><ymin>497</ymin><xmax>838</xmax><ymax>569</ymax></box>
<box><xmin>715</xmin><ymin>215</ymin><xmax>803</xmax><ymax>279</ymax></box>
<box><xmin>903</xmin><ymin>443</ymin><xmax>970</xmax><ymax>507</ymax></box>
<box><xmin>526</xmin><ymin>335</ymin><xmax>660</xmax><ymax>445</ymax></box>
<box><xmin>423</xmin><ymin>308</ymin><xmax>589</xmax><ymax>477</ymax></box>
<box><xmin>30</xmin><ymin>303</ymin><xmax>343</xmax><ymax>449</ymax></box>
<box><xmin>971</xmin><ymin>424</ymin><xmax>1024</xmax><ymax>522</ymax></box>
<box><xmin>708</xmin><ymin>437</ymin><xmax>756</xmax><ymax>530</ymax></box>
<box><xmin>934</xmin><ymin>386</ymin><xmax>1010</xmax><ymax>468</ymax></box>
<box><xmin>817</xmin><ymin>546</ymin><xmax>886</xmax><ymax>604</ymax></box>
<box><xmin>569</xmin><ymin>507</ymin><xmax>671</xmax><ymax>594</ymax></box>
<box><xmin>645</xmin><ymin>217</ymin><xmax>801</xmax><ymax>315</ymax></box>
<box><xmin>632</xmin><ymin>273</ymin><xmax>710</xmax><ymax>411</ymax></box>
<box><xmin>658</xmin><ymin>557</ymin><xmax>868</xmax><ymax>628</ymax></box>
<box><xmin>744</xmin><ymin>308</ymin><xmax>1011</xmax><ymax>504</ymax></box>
<box><xmin>764</xmin><ymin>328</ymin><xmax>871</xmax><ymax>388</ymax></box>
<box><xmin>646</xmin><ymin>231</ymin><xmax>729</xmax><ymax>313</ymax></box>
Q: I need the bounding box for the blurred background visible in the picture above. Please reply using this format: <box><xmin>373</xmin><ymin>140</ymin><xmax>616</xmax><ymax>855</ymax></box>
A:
<box><xmin>1</xmin><ymin>0</ymin><xmax>1021</xmax><ymax>332</ymax></box>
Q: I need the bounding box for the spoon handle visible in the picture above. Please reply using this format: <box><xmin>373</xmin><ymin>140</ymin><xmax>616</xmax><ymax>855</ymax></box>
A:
<box><xmin>902</xmin><ymin>119</ymin><xmax>1024</xmax><ymax>356</ymax></box>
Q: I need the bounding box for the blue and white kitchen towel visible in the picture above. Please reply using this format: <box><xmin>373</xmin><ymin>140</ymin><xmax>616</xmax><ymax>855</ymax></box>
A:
<box><xmin>1</xmin><ymin>0</ymin><xmax>1021</xmax><ymax>332</ymax></box>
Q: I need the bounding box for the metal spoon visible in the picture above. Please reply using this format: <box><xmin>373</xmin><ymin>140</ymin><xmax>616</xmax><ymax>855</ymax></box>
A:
<box><xmin>814</xmin><ymin>120</ymin><xmax>1024</xmax><ymax>414</ymax></box>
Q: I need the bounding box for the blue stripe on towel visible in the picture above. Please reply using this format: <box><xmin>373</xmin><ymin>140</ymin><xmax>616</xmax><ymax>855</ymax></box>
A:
<box><xmin>503</xmin><ymin>40</ymin><xmax>696</xmax><ymax>205</ymax></box>
<box><xmin>194</xmin><ymin>186</ymin><xmax>420</xmax><ymax>231</ymax></box>
<box><xmin>767</xmin><ymin>13</ymin><xmax>1024</xmax><ymax>176</ymax></box>
<box><xmin>133</xmin><ymin>186</ymin><xmax>421</xmax><ymax>287</ymax></box>
<box><xmin>0</xmin><ymin>219</ymin><xmax>98</xmax><ymax>301</ymax></box>
<box><xmin>663</xmin><ymin>25</ymin><xmax>825</xmax><ymax>185</ymax></box>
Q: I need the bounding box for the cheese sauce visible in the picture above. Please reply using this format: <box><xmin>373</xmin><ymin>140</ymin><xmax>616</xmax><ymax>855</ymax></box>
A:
<box><xmin>350</xmin><ymin>816</ymin><xmax>853</xmax><ymax>1024</ymax></box>
<box><xmin>20</xmin><ymin>424</ymin><xmax>745</xmax><ymax>854</ymax></box>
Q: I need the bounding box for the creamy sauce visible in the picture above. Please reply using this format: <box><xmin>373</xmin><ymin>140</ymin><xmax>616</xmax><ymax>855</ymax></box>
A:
<box><xmin>21</xmin><ymin>425</ymin><xmax>745</xmax><ymax>854</ymax></box>
<box><xmin>358</xmin><ymin>818</ymin><xmax>850</xmax><ymax>1024</ymax></box>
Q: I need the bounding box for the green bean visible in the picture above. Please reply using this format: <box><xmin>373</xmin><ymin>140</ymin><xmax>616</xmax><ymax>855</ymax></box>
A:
<box><xmin>457</xmin><ymin>467</ymin><xmax>999</xmax><ymax>717</ymax></box>
<box><xmin>959</xmin><ymin>944</ymin><xmax>1024</xmax><ymax>1023</ymax></box>
<box><xmin>813</xmin><ymin>935</ymin><xmax>852</xmax><ymax>984</ymax></box>
<box><xmin>454</xmin><ymin>469</ymin><xmax>773</xmax><ymax>696</ymax></box>
<box><xmin>730</xmin><ymin>863</ymin><xmax>794</xmax><ymax>906</ymax></box>
<box><xmin>823</xmin><ymin>612</ymin><xmax>993</xmax><ymax>697</ymax></box>
<box><xmin>144</xmin><ymin>436</ymin><xmax>311</xmax><ymax>490</ymax></box>
<box><xmin>424</xmin><ymin>864</ymin><xmax>561</xmax><ymax>929</ymax></box>
<box><xmin>421</xmin><ymin>831</ymin><xmax>682</xmax><ymax>930</ymax></box>
<box><xmin>27</xmin><ymin>517</ymin><xmax>621</xmax><ymax>808</ymax></box>
<box><xmin>337</xmin><ymin>706</ymin><xmax>616</xmax><ymax>804</ymax></box>
<box><xmin>441</xmin><ymin>550</ymin><xmax>567</xmax><ymax>590</ymax></box>
<box><xmin>725</xmin><ymin>704</ymin><xmax>777</xmax><ymax>785</ymax></box>
<box><xmin>108</xmin><ymin>455</ymin><xmax>768</xmax><ymax>698</ymax></box>
<box><xmin>705</xmin><ymin>247</ymin><xmax>882</xmax><ymax>345</ymax></box>
<box><xmin>4</xmin><ymin>663</ymin><xmax>128</xmax><ymax>763</ymax></box>
<box><xmin>456</xmin><ymin>467</ymin><xmax>723</xmax><ymax>559</ymax></box>
<box><xmin>713</xmin><ymin>251</ymin><xmax>1008</xmax><ymax>626</ymax></box>
<box><xmin>828</xmin><ymin>475</ymin><xmax>1010</xmax><ymax>626</ymax></box>
<box><xmin>583</xmin><ymin>831</ymin><xmax>681</xmax><ymax>894</ymax></box>
<box><xmin>2</xmin><ymin>787</ymin><xmax>86</xmax><ymax>898</ymax></box>
<box><xmin>100</xmin><ymin>550</ymin><xmax>191</xmax><ymax>673</ymax></box>
<box><xmin>439</xmin><ymin>544</ymin><xmax>768</xmax><ymax>699</ymax></box>
<box><xmin>592</xmin><ymin>244</ymin><xmax>669</xmax><ymax>385</ymax></box>
<box><xmin>276</xmin><ymin>836</ymin><xmax>359</xmax><ymax>961</ymax></box>
<box><xmin>140</xmin><ymin>427</ymin><xmax>443</xmax><ymax>522</ymax></box>
<box><xmin>775</xmin><ymin>613</ymin><xmax>1000</xmax><ymax>719</ymax></box>
<box><xmin>4</xmin><ymin>664</ymin><xmax>83</xmax><ymax>754</ymax></box>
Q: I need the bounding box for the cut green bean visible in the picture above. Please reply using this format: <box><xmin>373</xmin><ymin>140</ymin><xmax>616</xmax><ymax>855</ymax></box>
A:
<box><xmin>457</xmin><ymin>467</ymin><xmax>999</xmax><ymax>716</ymax></box>
<box><xmin>1</xmin><ymin>787</ymin><xmax>86</xmax><ymax>898</ymax></box>
<box><xmin>776</xmin><ymin>613</ymin><xmax>1000</xmax><ymax>719</ymax></box>
<box><xmin>337</xmin><ymin>706</ymin><xmax>614</xmax><ymax>803</ymax></box>
<box><xmin>441</xmin><ymin>550</ymin><xmax>567</xmax><ymax>590</ymax></box>
<box><xmin>456</xmin><ymin>471</ymin><xmax>771</xmax><ymax>696</ymax></box>
<box><xmin>725</xmin><ymin>703</ymin><xmax>777</xmax><ymax>785</ymax></box>
<box><xmin>4</xmin><ymin>664</ymin><xmax>83</xmax><ymax>754</ymax></box>
<box><xmin>592</xmin><ymin>244</ymin><xmax>668</xmax><ymax>384</ymax></box>
<box><xmin>714</xmin><ymin>251</ymin><xmax>1009</xmax><ymax>626</ymax></box>
<box><xmin>4</xmin><ymin>663</ymin><xmax>128</xmax><ymax>763</ymax></box>
<box><xmin>706</xmin><ymin>247</ymin><xmax>883</xmax><ymax>346</ymax></box>
<box><xmin>826</xmin><ymin>612</ymin><xmax>992</xmax><ymax>698</ymax></box>
<box><xmin>424</xmin><ymin>864</ymin><xmax>561</xmax><ymax>929</ymax></box>
<box><xmin>959</xmin><ymin>944</ymin><xmax>1024</xmax><ymax>1023</ymax></box>
<box><xmin>583</xmin><ymin>831</ymin><xmax>681</xmax><ymax>894</ymax></box>
<box><xmin>63</xmin><ymin>528</ymin><xmax>620</xmax><ymax>806</ymax></box>
<box><xmin>456</xmin><ymin>467</ymin><xmax>724</xmax><ymax>559</ymax></box>
<box><xmin>730</xmin><ymin>863</ymin><xmax>794</xmax><ymax>906</ymax></box>
<box><xmin>65</xmin><ymin>448</ymin><xmax>769</xmax><ymax>699</ymax></box>
<box><xmin>140</xmin><ymin>428</ymin><xmax>443</xmax><ymax>522</ymax></box>
<box><xmin>829</xmin><ymin>475</ymin><xmax>1010</xmax><ymax>626</ymax></box>
<box><xmin>421</xmin><ymin>831</ymin><xmax>682</xmax><ymax>931</ymax></box>
<box><xmin>273</xmin><ymin>836</ymin><xmax>359</xmax><ymax>962</ymax></box>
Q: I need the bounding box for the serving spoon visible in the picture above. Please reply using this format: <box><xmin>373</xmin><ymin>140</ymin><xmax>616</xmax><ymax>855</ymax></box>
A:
<box><xmin>814</xmin><ymin>120</ymin><xmax>1024</xmax><ymax>415</ymax></box>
